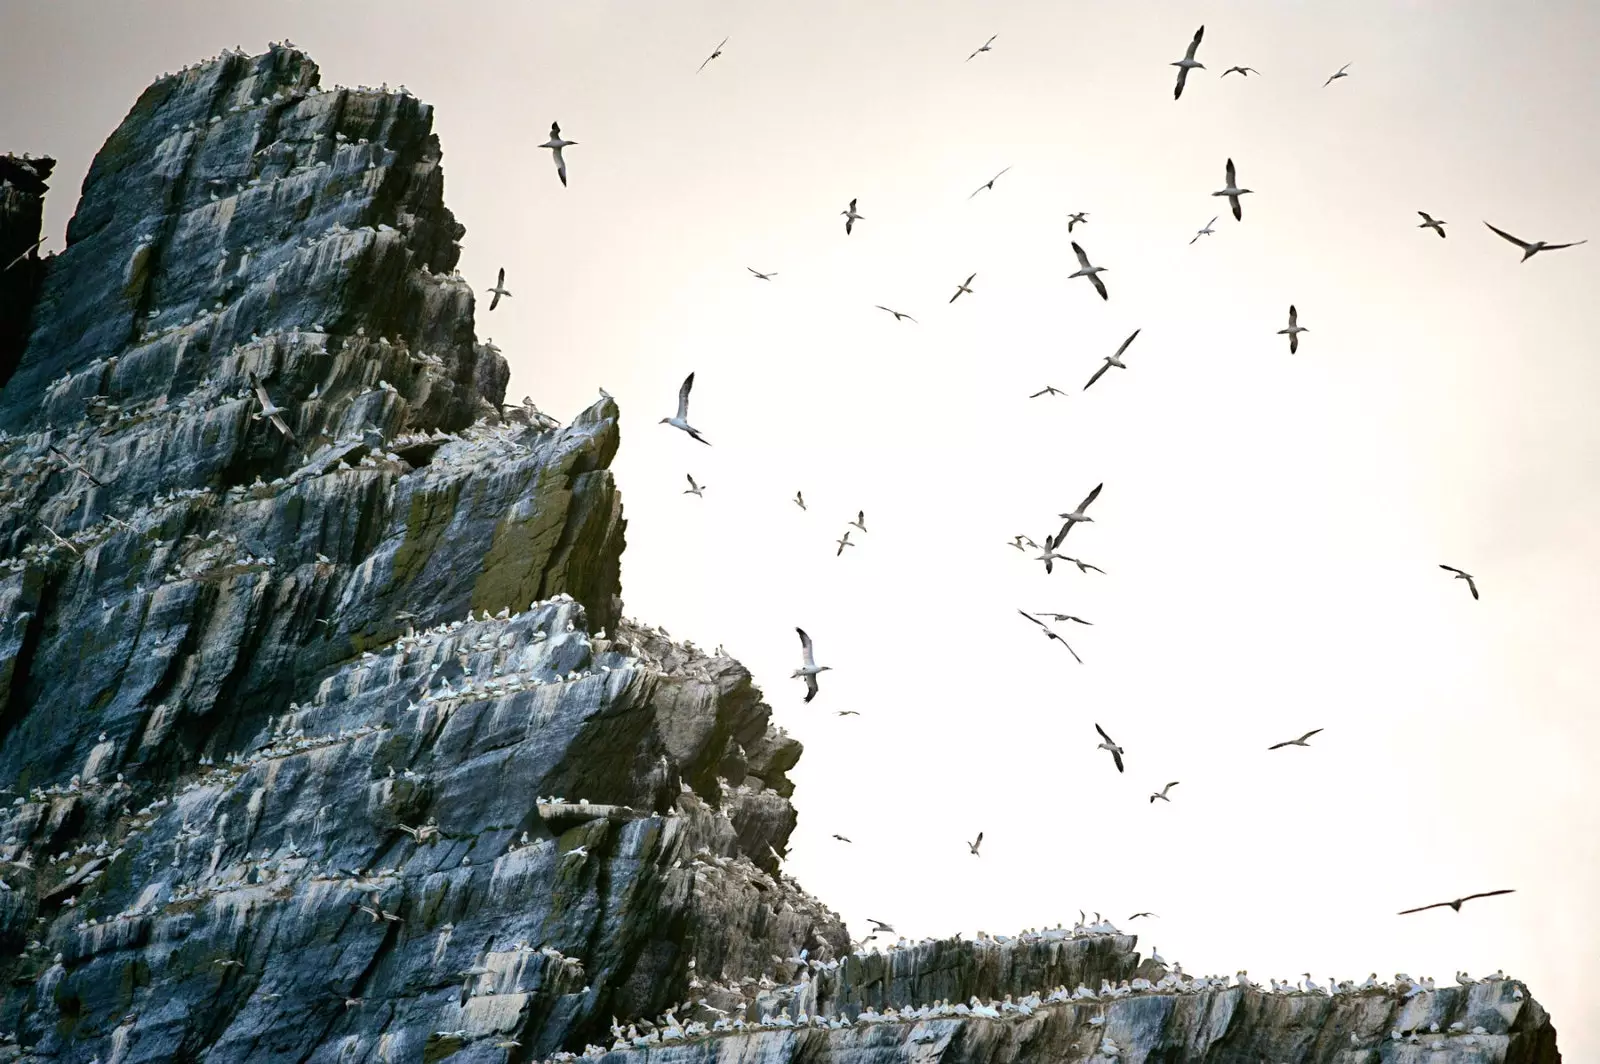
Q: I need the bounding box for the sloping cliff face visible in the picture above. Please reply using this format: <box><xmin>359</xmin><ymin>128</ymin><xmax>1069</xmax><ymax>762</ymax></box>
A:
<box><xmin>0</xmin><ymin>47</ymin><xmax>1561</xmax><ymax>1064</ymax></box>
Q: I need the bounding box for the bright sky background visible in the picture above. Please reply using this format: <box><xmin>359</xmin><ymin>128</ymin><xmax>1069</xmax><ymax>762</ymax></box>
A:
<box><xmin>5</xmin><ymin>0</ymin><xmax>1599</xmax><ymax>1054</ymax></box>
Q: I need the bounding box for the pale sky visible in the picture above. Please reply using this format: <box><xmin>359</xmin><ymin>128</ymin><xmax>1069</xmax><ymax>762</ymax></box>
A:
<box><xmin>4</xmin><ymin>0</ymin><xmax>1599</xmax><ymax>1054</ymax></box>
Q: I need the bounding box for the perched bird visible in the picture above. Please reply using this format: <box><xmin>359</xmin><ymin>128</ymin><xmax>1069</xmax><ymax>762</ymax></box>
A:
<box><xmin>1212</xmin><ymin>158</ymin><xmax>1252</xmax><ymax>221</ymax></box>
<box><xmin>487</xmin><ymin>267</ymin><xmax>511</xmax><ymax>310</ymax></box>
<box><xmin>747</xmin><ymin>267</ymin><xmax>778</xmax><ymax>281</ymax></box>
<box><xmin>1267</xmin><ymin>728</ymin><xmax>1324</xmax><ymax>751</ymax></box>
<box><xmin>1398</xmin><ymin>889</ymin><xmax>1516</xmax><ymax>916</ymax></box>
<box><xmin>967</xmin><ymin>832</ymin><xmax>984</xmax><ymax>856</ymax></box>
<box><xmin>1069</xmin><ymin>242</ymin><xmax>1109</xmax><ymax>300</ymax></box>
<box><xmin>1084</xmin><ymin>329</ymin><xmax>1142</xmax><ymax>390</ymax></box>
<box><xmin>949</xmin><ymin>272</ymin><xmax>978</xmax><ymax>303</ymax></box>
<box><xmin>1221</xmin><ymin>65</ymin><xmax>1259</xmax><ymax>77</ymax></box>
<box><xmin>1150</xmin><ymin>782</ymin><xmax>1179</xmax><ymax>803</ymax></box>
<box><xmin>1030</xmin><ymin>385</ymin><xmax>1066</xmax><ymax>398</ymax></box>
<box><xmin>849</xmin><ymin>511</ymin><xmax>868</xmax><ymax>533</ymax></box>
<box><xmin>1094</xmin><ymin>723</ymin><xmax>1125</xmax><ymax>773</ymax></box>
<box><xmin>683</xmin><ymin>474</ymin><xmax>706</xmax><ymax>498</ymax></box>
<box><xmin>792</xmin><ymin>628</ymin><xmax>832</xmax><ymax>703</ymax></box>
<box><xmin>1417</xmin><ymin>212</ymin><xmax>1448</xmax><ymax>238</ymax></box>
<box><xmin>1439</xmin><ymin>564</ymin><xmax>1479</xmax><ymax>600</ymax></box>
<box><xmin>696</xmin><ymin>36</ymin><xmax>729</xmax><ymax>73</ymax></box>
<box><xmin>794</xmin><ymin>491</ymin><xmax>807</xmax><ymax>510</ymax></box>
<box><xmin>841</xmin><ymin>198</ymin><xmax>864</xmax><ymax>235</ymax></box>
<box><xmin>1057</xmin><ymin>482</ymin><xmax>1104</xmax><ymax>529</ymax></box>
<box><xmin>1323</xmin><ymin>62</ymin><xmax>1352</xmax><ymax>86</ymax></box>
<box><xmin>966</xmin><ymin>34</ymin><xmax>997</xmax><ymax>61</ymax></box>
<box><xmin>1190</xmin><ymin>216</ymin><xmax>1218</xmax><ymax>244</ymax></box>
<box><xmin>1483</xmin><ymin>221</ymin><xmax>1588</xmax><ymax>262</ymax></box>
<box><xmin>1017</xmin><ymin>610</ymin><xmax>1083</xmax><ymax>664</ymax></box>
<box><xmin>875</xmin><ymin>305</ymin><xmax>917</xmax><ymax>322</ymax></box>
<box><xmin>660</xmin><ymin>373</ymin><xmax>711</xmax><ymax>445</ymax></box>
<box><xmin>1277</xmin><ymin>305</ymin><xmax>1308</xmax><ymax>354</ymax></box>
<box><xmin>836</xmin><ymin>530</ymin><xmax>855</xmax><ymax>556</ymax></box>
<box><xmin>1170</xmin><ymin>26</ymin><xmax>1206</xmax><ymax>100</ymax></box>
<box><xmin>249</xmin><ymin>373</ymin><xmax>296</xmax><ymax>442</ymax></box>
<box><xmin>968</xmin><ymin>167</ymin><xmax>1012</xmax><ymax>199</ymax></box>
<box><xmin>539</xmin><ymin>122</ymin><xmax>577</xmax><ymax>187</ymax></box>
<box><xmin>1067</xmin><ymin>212</ymin><xmax>1089</xmax><ymax>232</ymax></box>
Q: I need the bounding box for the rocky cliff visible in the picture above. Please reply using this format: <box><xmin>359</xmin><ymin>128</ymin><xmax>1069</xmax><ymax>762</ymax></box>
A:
<box><xmin>0</xmin><ymin>46</ymin><xmax>1563</xmax><ymax>1064</ymax></box>
<box><xmin>0</xmin><ymin>154</ymin><xmax>55</xmax><ymax>388</ymax></box>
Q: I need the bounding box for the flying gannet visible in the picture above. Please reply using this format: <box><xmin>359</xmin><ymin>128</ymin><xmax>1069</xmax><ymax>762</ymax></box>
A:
<box><xmin>968</xmin><ymin>167</ymin><xmax>1012</xmax><ymax>199</ymax></box>
<box><xmin>1149</xmin><ymin>782</ymin><xmax>1179</xmax><ymax>803</ymax></box>
<box><xmin>794</xmin><ymin>491</ymin><xmax>806</xmax><ymax>510</ymax></box>
<box><xmin>966</xmin><ymin>35</ymin><xmax>997</xmax><ymax>61</ymax></box>
<box><xmin>1033</xmin><ymin>524</ymin><xmax>1077</xmax><ymax>575</ymax></box>
<box><xmin>849</xmin><ymin>511</ymin><xmax>868</xmax><ymax>533</ymax></box>
<box><xmin>836</xmin><ymin>710</ymin><xmax>860</xmax><ymax>716</ymax></box>
<box><xmin>1030</xmin><ymin>386</ymin><xmax>1066</xmax><ymax>398</ymax></box>
<box><xmin>3</xmin><ymin>237</ymin><xmax>46</xmax><ymax>272</ymax></box>
<box><xmin>1058</xmin><ymin>482</ymin><xmax>1104</xmax><ymax>529</ymax></box>
<box><xmin>1190</xmin><ymin>216</ymin><xmax>1218</xmax><ymax>244</ymax></box>
<box><xmin>968</xmin><ymin>832</ymin><xmax>984</xmax><ymax>856</ymax></box>
<box><xmin>1212</xmin><ymin>158</ymin><xmax>1252</xmax><ymax>222</ymax></box>
<box><xmin>842</xmin><ymin>198</ymin><xmax>863</xmax><ymax>235</ymax></box>
<box><xmin>1084</xmin><ymin>329</ymin><xmax>1142</xmax><ymax>390</ymax></box>
<box><xmin>875</xmin><ymin>305</ymin><xmax>916</xmax><ymax>322</ymax></box>
<box><xmin>47</xmin><ymin>445</ymin><xmax>104</xmax><ymax>487</ymax></box>
<box><xmin>835</xmin><ymin>530</ymin><xmax>855</xmax><ymax>556</ymax></box>
<box><xmin>539</xmin><ymin>122</ymin><xmax>577</xmax><ymax>187</ymax></box>
<box><xmin>1128</xmin><ymin>912</ymin><xmax>1158</xmax><ymax>920</ymax></box>
<box><xmin>249</xmin><ymin>373</ymin><xmax>296</xmax><ymax>441</ymax></box>
<box><xmin>1277</xmin><ymin>305</ymin><xmax>1307</xmax><ymax>354</ymax></box>
<box><xmin>1323</xmin><ymin>62</ymin><xmax>1351</xmax><ymax>87</ymax></box>
<box><xmin>868</xmin><ymin>918</ymin><xmax>894</xmax><ymax>934</ymax></box>
<box><xmin>1069</xmin><ymin>242</ymin><xmax>1109</xmax><ymax>300</ymax></box>
<box><xmin>660</xmin><ymin>372</ymin><xmax>711</xmax><ymax>445</ymax></box>
<box><xmin>1483</xmin><ymin>221</ymin><xmax>1588</xmax><ymax>262</ymax></box>
<box><xmin>1094</xmin><ymin>723</ymin><xmax>1125</xmax><ymax>773</ymax></box>
<box><xmin>1035</xmin><ymin>611</ymin><xmax>1092</xmax><ymax>626</ymax></box>
<box><xmin>949</xmin><ymin>272</ymin><xmax>977</xmax><ymax>303</ymax></box>
<box><xmin>792</xmin><ymin>628</ymin><xmax>832</xmax><ymax>702</ymax></box>
<box><xmin>1170</xmin><ymin>26</ymin><xmax>1205</xmax><ymax>100</ymax></box>
<box><xmin>1221</xmin><ymin>66</ymin><xmax>1259</xmax><ymax>77</ymax></box>
<box><xmin>683</xmin><ymin>474</ymin><xmax>706</xmax><ymax>497</ymax></box>
<box><xmin>696</xmin><ymin>37</ymin><xmax>729</xmax><ymax>73</ymax></box>
<box><xmin>1417</xmin><ymin>212</ymin><xmax>1447</xmax><ymax>238</ymax></box>
<box><xmin>833</xmin><ymin>834</ymin><xmax>853</xmax><ymax>843</ymax></box>
<box><xmin>1267</xmin><ymin>727</ymin><xmax>1323</xmax><ymax>751</ymax></box>
<box><xmin>1397</xmin><ymin>889</ymin><xmax>1515</xmax><ymax>916</ymax></box>
<box><xmin>747</xmin><ymin>267</ymin><xmax>778</xmax><ymax>281</ymax></box>
<box><xmin>1438</xmin><ymin>564</ymin><xmax>1479</xmax><ymax>600</ymax></box>
<box><xmin>1067</xmin><ymin>212</ymin><xmax>1088</xmax><ymax>232</ymax></box>
<box><xmin>487</xmin><ymin>267</ymin><xmax>511</xmax><ymax>310</ymax></box>
<box><xmin>1017</xmin><ymin>610</ymin><xmax>1083</xmax><ymax>664</ymax></box>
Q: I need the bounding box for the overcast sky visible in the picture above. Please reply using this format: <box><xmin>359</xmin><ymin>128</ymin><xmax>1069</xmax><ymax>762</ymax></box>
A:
<box><xmin>4</xmin><ymin>0</ymin><xmax>1599</xmax><ymax>1054</ymax></box>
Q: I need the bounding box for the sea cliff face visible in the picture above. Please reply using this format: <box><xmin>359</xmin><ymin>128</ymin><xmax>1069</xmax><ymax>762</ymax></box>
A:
<box><xmin>0</xmin><ymin>47</ymin><xmax>1563</xmax><ymax>1064</ymax></box>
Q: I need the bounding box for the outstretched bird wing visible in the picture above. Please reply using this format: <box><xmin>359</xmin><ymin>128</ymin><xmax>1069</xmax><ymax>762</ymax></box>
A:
<box><xmin>796</xmin><ymin>627</ymin><xmax>816</xmax><ymax>667</ymax></box>
<box><xmin>677</xmin><ymin>373</ymin><xmax>695</xmax><ymax>420</ymax></box>
<box><xmin>1483</xmin><ymin>222</ymin><xmax>1532</xmax><ymax>250</ymax></box>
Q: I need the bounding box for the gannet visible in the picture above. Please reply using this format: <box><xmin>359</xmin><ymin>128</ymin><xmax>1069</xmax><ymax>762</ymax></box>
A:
<box><xmin>792</xmin><ymin>628</ymin><xmax>832</xmax><ymax>703</ymax></box>
<box><xmin>1212</xmin><ymin>158</ymin><xmax>1252</xmax><ymax>221</ymax></box>
<box><xmin>836</xmin><ymin>710</ymin><xmax>860</xmax><ymax>716</ymax></box>
<box><xmin>1323</xmin><ymin>62</ymin><xmax>1351</xmax><ymax>87</ymax></box>
<box><xmin>1417</xmin><ymin>212</ymin><xmax>1447</xmax><ymax>238</ymax></box>
<box><xmin>746</xmin><ymin>267</ymin><xmax>778</xmax><ymax>281</ymax></box>
<box><xmin>487</xmin><ymin>267</ymin><xmax>512</xmax><ymax>310</ymax></box>
<box><xmin>249</xmin><ymin>373</ymin><xmax>296</xmax><ymax>441</ymax></box>
<box><xmin>868</xmin><ymin>918</ymin><xmax>894</xmax><ymax>934</ymax></box>
<box><xmin>47</xmin><ymin>445</ymin><xmax>104</xmax><ymax>487</ymax></box>
<box><xmin>1094</xmin><ymin>723</ymin><xmax>1125</xmax><ymax>773</ymax></box>
<box><xmin>966</xmin><ymin>35</ymin><xmax>997</xmax><ymax>61</ymax></box>
<box><xmin>968</xmin><ymin>832</ymin><xmax>983</xmax><ymax>856</ymax></box>
<box><xmin>794</xmin><ymin>491</ymin><xmax>806</xmax><ymax>510</ymax></box>
<box><xmin>968</xmin><ymin>167</ymin><xmax>1011</xmax><ymax>199</ymax></box>
<box><xmin>1030</xmin><ymin>385</ymin><xmax>1066</xmax><ymax>398</ymax></box>
<box><xmin>1438</xmin><ymin>564</ymin><xmax>1479</xmax><ymax>600</ymax></box>
<box><xmin>875</xmin><ymin>305</ymin><xmax>916</xmax><ymax>322</ymax></box>
<box><xmin>1128</xmin><ymin>912</ymin><xmax>1157</xmax><ymax>920</ymax></box>
<box><xmin>3</xmin><ymin>236</ymin><xmax>47</xmax><ymax>272</ymax></box>
<box><xmin>1170</xmin><ymin>25</ymin><xmax>1205</xmax><ymax>100</ymax></box>
<box><xmin>949</xmin><ymin>272</ymin><xmax>977</xmax><ymax>303</ymax></box>
<box><xmin>39</xmin><ymin>523</ymin><xmax>79</xmax><ymax>555</ymax></box>
<box><xmin>1017</xmin><ymin>610</ymin><xmax>1083</xmax><ymax>663</ymax></box>
<box><xmin>1035</xmin><ymin>611</ymin><xmax>1092</xmax><ymax>625</ymax></box>
<box><xmin>833</xmin><ymin>834</ymin><xmax>852</xmax><ymax>843</ymax></box>
<box><xmin>1058</xmin><ymin>482</ymin><xmax>1104</xmax><ymax>529</ymax></box>
<box><xmin>660</xmin><ymin>372</ymin><xmax>711</xmax><ymax>444</ymax></box>
<box><xmin>539</xmin><ymin>121</ymin><xmax>577</xmax><ymax>187</ymax></box>
<box><xmin>1190</xmin><ymin>216</ymin><xmax>1218</xmax><ymax>244</ymax></box>
<box><xmin>1149</xmin><ymin>782</ymin><xmax>1178</xmax><ymax>803</ymax></box>
<box><xmin>1084</xmin><ymin>329</ymin><xmax>1142</xmax><ymax>390</ymax></box>
<box><xmin>1483</xmin><ymin>221</ymin><xmax>1587</xmax><ymax>262</ymax></box>
<box><xmin>1067</xmin><ymin>212</ymin><xmax>1088</xmax><ymax>232</ymax></box>
<box><xmin>683</xmin><ymin>474</ymin><xmax>706</xmax><ymax>497</ymax></box>
<box><xmin>1069</xmin><ymin>242</ymin><xmax>1109</xmax><ymax>300</ymax></box>
<box><xmin>1277</xmin><ymin>305</ymin><xmax>1307</xmax><ymax>354</ymax></box>
<box><xmin>1033</xmin><ymin>524</ymin><xmax>1077</xmax><ymax>575</ymax></box>
<box><xmin>849</xmin><ymin>511</ymin><xmax>867</xmax><ymax>533</ymax></box>
<box><xmin>1010</xmin><ymin>534</ymin><xmax>1036</xmax><ymax>551</ymax></box>
<box><xmin>841</xmin><ymin>198</ymin><xmax>863</xmax><ymax>235</ymax></box>
<box><xmin>1267</xmin><ymin>728</ymin><xmax>1323</xmax><ymax>750</ymax></box>
<box><xmin>1221</xmin><ymin>66</ymin><xmax>1259</xmax><ymax>77</ymax></box>
<box><xmin>696</xmin><ymin>37</ymin><xmax>729</xmax><ymax>73</ymax></box>
<box><xmin>835</xmin><ymin>530</ymin><xmax>855</xmax><ymax>556</ymax></box>
<box><xmin>1397</xmin><ymin>889</ymin><xmax>1514</xmax><ymax>915</ymax></box>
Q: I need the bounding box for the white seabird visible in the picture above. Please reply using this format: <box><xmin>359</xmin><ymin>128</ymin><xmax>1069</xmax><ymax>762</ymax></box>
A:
<box><xmin>1057</xmin><ymin>482</ymin><xmax>1104</xmax><ymax>529</ymax></box>
<box><xmin>1084</xmin><ymin>329</ymin><xmax>1141</xmax><ymax>390</ymax></box>
<box><xmin>1033</xmin><ymin>524</ymin><xmax>1075</xmax><ymax>575</ymax></box>
<box><xmin>949</xmin><ymin>272</ymin><xmax>977</xmax><ymax>303</ymax></box>
<box><xmin>967</xmin><ymin>832</ymin><xmax>984</xmax><ymax>856</ymax></box>
<box><xmin>683</xmin><ymin>474</ymin><xmax>706</xmax><ymax>497</ymax></box>
<box><xmin>1323</xmin><ymin>62</ymin><xmax>1351</xmax><ymax>87</ymax></box>
<box><xmin>1417</xmin><ymin>212</ymin><xmax>1447</xmax><ymax>239</ymax></box>
<box><xmin>1267</xmin><ymin>728</ymin><xmax>1323</xmax><ymax>751</ymax></box>
<box><xmin>696</xmin><ymin>36</ymin><xmax>729</xmax><ymax>73</ymax></box>
<box><xmin>487</xmin><ymin>267</ymin><xmax>512</xmax><ymax>310</ymax></box>
<box><xmin>1439</xmin><ymin>564</ymin><xmax>1479</xmax><ymax>600</ymax></box>
<box><xmin>1171</xmin><ymin>25</ymin><xmax>1205</xmax><ymax>100</ymax></box>
<box><xmin>539</xmin><ymin>121</ymin><xmax>577</xmax><ymax>187</ymax></box>
<box><xmin>968</xmin><ymin>167</ymin><xmax>1011</xmax><ymax>199</ymax></box>
<box><xmin>1067</xmin><ymin>212</ymin><xmax>1088</xmax><ymax>232</ymax></box>
<box><xmin>249</xmin><ymin>373</ymin><xmax>296</xmax><ymax>442</ymax></box>
<box><xmin>660</xmin><ymin>372</ymin><xmax>711</xmax><ymax>445</ymax></box>
<box><xmin>1069</xmin><ymin>242</ymin><xmax>1109</xmax><ymax>300</ymax></box>
<box><xmin>1221</xmin><ymin>66</ymin><xmax>1259</xmax><ymax>77</ymax></box>
<box><xmin>1030</xmin><ymin>385</ymin><xmax>1065</xmax><ymax>398</ymax></box>
<box><xmin>794</xmin><ymin>491</ymin><xmax>806</xmax><ymax>510</ymax></box>
<box><xmin>1094</xmin><ymin>723</ymin><xmax>1125</xmax><ymax>773</ymax></box>
<box><xmin>1212</xmin><ymin>158</ymin><xmax>1252</xmax><ymax>221</ymax></box>
<box><xmin>849</xmin><ymin>511</ymin><xmax>867</xmax><ymax>533</ymax></box>
<box><xmin>1017</xmin><ymin>610</ymin><xmax>1083</xmax><ymax>664</ymax></box>
<box><xmin>747</xmin><ymin>267</ymin><xmax>778</xmax><ymax>281</ymax></box>
<box><xmin>1190</xmin><ymin>216</ymin><xmax>1218</xmax><ymax>244</ymax></box>
<box><xmin>835</xmin><ymin>530</ymin><xmax>855</xmax><ymax>556</ymax></box>
<box><xmin>791</xmin><ymin>627</ymin><xmax>832</xmax><ymax>703</ymax></box>
<box><xmin>841</xmin><ymin>198</ymin><xmax>864</xmax><ymax>235</ymax></box>
<box><xmin>1149</xmin><ymin>782</ymin><xmax>1179</xmax><ymax>803</ymax></box>
<box><xmin>966</xmin><ymin>35</ymin><xmax>997</xmax><ymax>61</ymax></box>
<box><xmin>875</xmin><ymin>305</ymin><xmax>916</xmax><ymax>322</ymax></box>
<box><xmin>1483</xmin><ymin>221</ymin><xmax>1588</xmax><ymax>262</ymax></box>
<box><xmin>1277</xmin><ymin>305</ymin><xmax>1307</xmax><ymax>354</ymax></box>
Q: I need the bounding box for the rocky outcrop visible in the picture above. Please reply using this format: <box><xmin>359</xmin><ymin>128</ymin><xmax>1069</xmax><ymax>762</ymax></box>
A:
<box><xmin>0</xmin><ymin>46</ymin><xmax>1564</xmax><ymax>1064</ymax></box>
<box><xmin>0</xmin><ymin>154</ymin><xmax>54</xmax><ymax>388</ymax></box>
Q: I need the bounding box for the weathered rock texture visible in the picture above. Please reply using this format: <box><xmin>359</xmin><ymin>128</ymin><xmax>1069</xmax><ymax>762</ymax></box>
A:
<box><xmin>0</xmin><ymin>46</ymin><xmax>1564</xmax><ymax>1064</ymax></box>
<box><xmin>0</xmin><ymin>154</ymin><xmax>55</xmax><ymax>388</ymax></box>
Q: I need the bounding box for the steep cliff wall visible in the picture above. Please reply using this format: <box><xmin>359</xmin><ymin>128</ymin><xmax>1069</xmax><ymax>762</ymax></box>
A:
<box><xmin>0</xmin><ymin>154</ymin><xmax>55</xmax><ymax>388</ymax></box>
<box><xmin>0</xmin><ymin>47</ymin><xmax>1563</xmax><ymax>1064</ymax></box>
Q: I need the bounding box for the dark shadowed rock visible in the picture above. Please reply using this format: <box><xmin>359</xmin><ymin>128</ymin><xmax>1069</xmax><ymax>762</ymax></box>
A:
<box><xmin>0</xmin><ymin>154</ymin><xmax>55</xmax><ymax>388</ymax></box>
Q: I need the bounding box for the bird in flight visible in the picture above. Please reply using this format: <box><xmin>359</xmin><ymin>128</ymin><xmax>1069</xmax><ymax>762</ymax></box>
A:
<box><xmin>696</xmin><ymin>37</ymin><xmax>728</xmax><ymax>73</ymax></box>
<box><xmin>875</xmin><ymin>305</ymin><xmax>916</xmax><ymax>322</ymax></box>
<box><xmin>1150</xmin><ymin>782</ymin><xmax>1179</xmax><ymax>804</ymax></box>
<box><xmin>792</xmin><ymin>628</ymin><xmax>832</xmax><ymax>703</ymax></box>
<box><xmin>849</xmin><ymin>511</ymin><xmax>868</xmax><ymax>533</ymax></box>
<box><xmin>539</xmin><ymin>122</ymin><xmax>577</xmax><ymax>187</ymax></box>
<box><xmin>1032</xmin><ymin>524</ymin><xmax>1076</xmax><ymax>576</ymax></box>
<box><xmin>1323</xmin><ymin>62</ymin><xmax>1352</xmax><ymax>87</ymax></box>
<box><xmin>1483</xmin><ymin>221</ymin><xmax>1587</xmax><ymax>262</ymax></box>
<box><xmin>1084</xmin><ymin>329</ymin><xmax>1142</xmax><ymax>391</ymax></box>
<box><xmin>47</xmin><ymin>445</ymin><xmax>104</xmax><ymax>488</ymax></box>
<box><xmin>1417</xmin><ymin>212</ymin><xmax>1448</xmax><ymax>239</ymax></box>
<box><xmin>1034</xmin><ymin>611</ymin><xmax>1092</xmax><ymax>626</ymax></box>
<box><xmin>1221</xmin><ymin>65</ymin><xmax>1259</xmax><ymax>77</ymax></box>
<box><xmin>1030</xmin><ymin>385</ymin><xmax>1066</xmax><ymax>398</ymax></box>
<box><xmin>1170</xmin><ymin>25</ymin><xmax>1206</xmax><ymax>100</ymax></box>
<box><xmin>966</xmin><ymin>35</ymin><xmax>997</xmax><ymax>61</ymax></box>
<box><xmin>1397</xmin><ymin>889</ymin><xmax>1515</xmax><ymax>916</ymax></box>
<box><xmin>841</xmin><ymin>198</ymin><xmax>864</xmax><ymax>236</ymax></box>
<box><xmin>968</xmin><ymin>167</ymin><xmax>1012</xmax><ymax>199</ymax></box>
<box><xmin>683</xmin><ymin>474</ymin><xmax>706</xmax><ymax>498</ymax></box>
<box><xmin>1128</xmin><ymin>912</ymin><xmax>1158</xmax><ymax>920</ymax></box>
<box><xmin>1277</xmin><ymin>305</ymin><xmax>1307</xmax><ymax>354</ymax></box>
<box><xmin>747</xmin><ymin>267</ymin><xmax>778</xmax><ymax>280</ymax></box>
<box><xmin>1058</xmin><ymin>482</ymin><xmax>1104</xmax><ymax>530</ymax></box>
<box><xmin>1017</xmin><ymin>610</ymin><xmax>1083</xmax><ymax>664</ymax></box>
<box><xmin>487</xmin><ymin>267</ymin><xmax>511</xmax><ymax>310</ymax></box>
<box><xmin>949</xmin><ymin>273</ymin><xmax>978</xmax><ymax>303</ymax></box>
<box><xmin>1067</xmin><ymin>212</ymin><xmax>1089</xmax><ymax>232</ymax></box>
<box><xmin>660</xmin><ymin>372</ymin><xmax>711</xmax><ymax>445</ymax></box>
<box><xmin>1064</xmin><ymin>557</ymin><xmax>1106</xmax><ymax>575</ymax></box>
<box><xmin>967</xmin><ymin>832</ymin><xmax>984</xmax><ymax>856</ymax></box>
<box><xmin>249</xmin><ymin>373</ymin><xmax>296</xmax><ymax>442</ymax></box>
<box><xmin>794</xmin><ymin>491</ymin><xmax>806</xmax><ymax>510</ymax></box>
<box><xmin>835</xmin><ymin>530</ymin><xmax>855</xmax><ymax>556</ymax></box>
<box><xmin>1439</xmin><ymin>564</ymin><xmax>1479</xmax><ymax>600</ymax></box>
<box><xmin>3</xmin><ymin>236</ymin><xmax>46</xmax><ymax>272</ymax></box>
<box><xmin>1009</xmin><ymin>535</ymin><xmax>1036</xmax><ymax>552</ymax></box>
<box><xmin>1190</xmin><ymin>216</ymin><xmax>1218</xmax><ymax>244</ymax></box>
<box><xmin>832</xmin><ymin>834</ymin><xmax>853</xmax><ymax>844</ymax></box>
<box><xmin>1268</xmin><ymin>728</ymin><xmax>1324</xmax><ymax>751</ymax></box>
<box><xmin>1069</xmin><ymin>242</ymin><xmax>1109</xmax><ymax>300</ymax></box>
<box><xmin>867</xmin><ymin>918</ymin><xmax>894</xmax><ymax>934</ymax></box>
<box><xmin>1094</xmin><ymin>723</ymin><xmax>1125</xmax><ymax>773</ymax></box>
<box><xmin>835</xmin><ymin>710</ymin><xmax>860</xmax><ymax>717</ymax></box>
<box><xmin>1212</xmin><ymin>158</ymin><xmax>1252</xmax><ymax>221</ymax></box>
